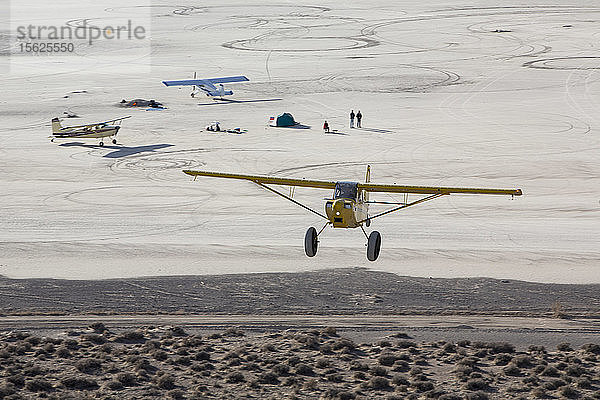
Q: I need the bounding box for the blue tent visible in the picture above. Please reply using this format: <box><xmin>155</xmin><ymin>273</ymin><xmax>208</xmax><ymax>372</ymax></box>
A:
<box><xmin>275</xmin><ymin>113</ymin><xmax>296</xmax><ymax>127</ymax></box>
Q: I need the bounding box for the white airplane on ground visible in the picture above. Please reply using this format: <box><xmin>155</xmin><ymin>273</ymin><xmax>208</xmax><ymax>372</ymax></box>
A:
<box><xmin>50</xmin><ymin>116</ymin><xmax>130</xmax><ymax>146</ymax></box>
<box><xmin>162</xmin><ymin>73</ymin><xmax>249</xmax><ymax>99</ymax></box>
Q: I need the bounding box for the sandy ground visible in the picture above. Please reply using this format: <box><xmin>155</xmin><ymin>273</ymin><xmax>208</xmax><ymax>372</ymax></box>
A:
<box><xmin>1</xmin><ymin>0</ymin><xmax>600</xmax><ymax>282</ymax></box>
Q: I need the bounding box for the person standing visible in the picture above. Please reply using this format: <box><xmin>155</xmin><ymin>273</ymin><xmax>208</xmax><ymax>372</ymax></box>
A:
<box><xmin>323</xmin><ymin>120</ymin><xmax>330</xmax><ymax>133</ymax></box>
<box><xmin>356</xmin><ymin>110</ymin><xmax>362</xmax><ymax>128</ymax></box>
<box><xmin>350</xmin><ymin>110</ymin><xmax>355</xmax><ymax>128</ymax></box>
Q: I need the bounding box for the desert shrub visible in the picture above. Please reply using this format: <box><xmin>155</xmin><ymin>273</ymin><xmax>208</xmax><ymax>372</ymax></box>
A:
<box><xmin>559</xmin><ymin>385</ymin><xmax>579</xmax><ymax>398</ymax></box>
<box><xmin>165</xmin><ymin>389</ymin><xmax>184</xmax><ymax>400</ymax></box>
<box><xmin>576</xmin><ymin>377</ymin><xmax>592</xmax><ymax>389</ymax></box>
<box><xmin>303</xmin><ymin>378</ymin><xmax>318</xmax><ymax>390</ymax></box>
<box><xmin>465</xmin><ymin>378</ymin><xmax>488</xmax><ymax>391</ymax></box>
<box><xmin>409</xmin><ymin>366</ymin><xmax>423</xmax><ymax>376</ymax></box>
<box><xmin>393</xmin><ymin>360</ymin><xmax>410</xmax><ymax>372</ymax></box>
<box><xmin>565</xmin><ymin>364</ymin><xmax>585</xmax><ymax>377</ymax></box>
<box><xmin>81</xmin><ymin>333</ymin><xmax>106</xmax><ymax>344</ymax></box>
<box><xmin>488</xmin><ymin>342</ymin><xmax>515</xmax><ymax>354</ymax></box>
<box><xmin>503</xmin><ymin>363</ymin><xmax>521</xmax><ymax>376</ymax></box>
<box><xmin>543</xmin><ymin>379</ymin><xmax>567</xmax><ymax>390</ymax></box>
<box><xmin>397</xmin><ymin>340</ymin><xmax>416</xmax><ymax>349</ymax></box>
<box><xmin>513</xmin><ymin>355</ymin><xmax>533</xmax><ymax>368</ymax></box>
<box><xmin>326</xmin><ymin>373</ymin><xmax>343</xmax><ymax>382</ymax></box>
<box><xmin>353</xmin><ymin>371</ymin><xmax>367</xmax><ymax>380</ymax></box>
<box><xmin>287</xmin><ymin>355</ymin><xmax>301</xmax><ymax>366</ymax></box>
<box><xmin>168</xmin><ymin>326</ymin><xmax>186</xmax><ymax>337</ymax></box>
<box><xmin>175</xmin><ymin>355</ymin><xmax>191</xmax><ymax>365</ymax></box>
<box><xmin>89</xmin><ymin>322</ymin><xmax>107</xmax><ymax>333</ymax></box>
<box><xmin>295</xmin><ymin>363</ymin><xmax>313</xmax><ymax>376</ymax></box>
<box><xmin>106</xmin><ymin>380</ymin><xmax>124</xmax><ymax>390</ymax></box>
<box><xmin>523</xmin><ymin>376</ymin><xmax>539</xmax><ymax>385</ymax></box>
<box><xmin>442</xmin><ymin>342</ymin><xmax>456</xmax><ymax>353</ymax></box>
<box><xmin>531</xmin><ymin>387</ymin><xmax>546</xmax><ymax>398</ymax></box>
<box><xmin>338</xmin><ymin>392</ymin><xmax>356</xmax><ymax>400</ymax></box>
<box><xmin>262</xmin><ymin>361</ymin><xmax>284</xmax><ymax>374</ymax></box>
<box><xmin>439</xmin><ymin>395</ymin><xmax>462</xmax><ymax>400</ymax></box>
<box><xmin>315</xmin><ymin>358</ymin><xmax>330</xmax><ymax>369</ymax></box>
<box><xmin>25</xmin><ymin>378</ymin><xmax>53</xmax><ymax>392</ymax></box>
<box><xmin>116</xmin><ymin>372</ymin><xmax>136</xmax><ymax>386</ymax></box>
<box><xmin>370</xmin><ymin>366</ymin><xmax>388</xmax><ymax>376</ymax></box>
<box><xmin>75</xmin><ymin>358</ymin><xmax>102</xmax><ymax>373</ymax></box>
<box><xmin>557</xmin><ymin>342</ymin><xmax>573</xmax><ymax>352</ymax></box>
<box><xmin>6</xmin><ymin>375</ymin><xmax>24</xmax><ymax>388</ymax></box>
<box><xmin>56</xmin><ymin>346</ymin><xmax>72</xmax><ymax>358</ymax></box>
<box><xmin>391</xmin><ymin>374</ymin><xmax>409</xmax><ymax>386</ymax></box>
<box><xmin>283</xmin><ymin>376</ymin><xmax>298</xmax><ymax>387</ymax></box>
<box><xmin>453</xmin><ymin>364</ymin><xmax>473</xmax><ymax>378</ymax></box>
<box><xmin>195</xmin><ymin>351</ymin><xmax>211</xmax><ymax>361</ymax></box>
<box><xmin>322</xmin><ymin>326</ymin><xmax>338</xmax><ymax>336</ymax></box>
<box><xmin>320</xmin><ymin>343</ymin><xmax>333</xmax><ymax>354</ymax></box>
<box><xmin>458</xmin><ymin>357</ymin><xmax>479</xmax><ymax>367</ymax></box>
<box><xmin>350</xmin><ymin>361</ymin><xmax>369</xmax><ymax>371</ymax></box>
<box><xmin>369</xmin><ymin>376</ymin><xmax>389</xmax><ymax>389</ymax></box>
<box><xmin>223</xmin><ymin>327</ymin><xmax>244</xmax><ymax>337</ymax></box>
<box><xmin>332</xmin><ymin>338</ymin><xmax>355</xmax><ymax>351</ymax></box>
<box><xmin>494</xmin><ymin>353</ymin><xmax>512</xmax><ymax>365</ymax></box>
<box><xmin>261</xmin><ymin>343</ymin><xmax>276</xmax><ymax>352</ymax></box>
<box><xmin>115</xmin><ymin>330</ymin><xmax>145</xmax><ymax>343</ymax></box>
<box><xmin>379</xmin><ymin>354</ymin><xmax>397</xmax><ymax>366</ymax></box>
<box><xmin>541</xmin><ymin>365</ymin><xmax>560</xmax><ymax>377</ymax></box>
<box><xmin>61</xmin><ymin>376</ymin><xmax>99</xmax><ymax>390</ymax></box>
<box><xmin>153</xmin><ymin>350</ymin><xmax>168</xmax><ymax>361</ymax></box>
<box><xmin>377</xmin><ymin>340</ymin><xmax>392</xmax><ymax>348</ymax></box>
<box><xmin>240</xmin><ymin>361</ymin><xmax>261</xmax><ymax>372</ymax></box>
<box><xmin>226</xmin><ymin>372</ymin><xmax>245</xmax><ymax>383</ymax></box>
<box><xmin>413</xmin><ymin>380</ymin><xmax>434</xmax><ymax>392</ymax></box>
<box><xmin>581</xmin><ymin>343</ymin><xmax>600</xmax><ymax>354</ymax></box>
<box><xmin>157</xmin><ymin>374</ymin><xmax>175</xmax><ymax>390</ymax></box>
<box><xmin>529</xmin><ymin>345</ymin><xmax>546</xmax><ymax>353</ymax></box>
<box><xmin>465</xmin><ymin>392</ymin><xmax>489</xmax><ymax>400</ymax></box>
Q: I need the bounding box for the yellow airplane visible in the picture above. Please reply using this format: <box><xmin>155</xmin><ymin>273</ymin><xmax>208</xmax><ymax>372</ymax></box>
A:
<box><xmin>183</xmin><ymin>166</ymin><xmax>522</xmax><ymax>261</ymax></box>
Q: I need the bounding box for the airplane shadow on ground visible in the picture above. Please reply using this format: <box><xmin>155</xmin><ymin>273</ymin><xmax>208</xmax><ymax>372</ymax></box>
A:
<box><xmin>356</xmin><ymin>127</ymin><xmax>394</xmax><ymax>134</ymax></box>
<box><xmin>59</xmin><ymin>142</ymin><xmax>174</xmax><ymax>158</ymax></box>
<box><xmin>196</xmin><ymin>98</ymin><xmax>283</xmax><ymax>106</ymax></box>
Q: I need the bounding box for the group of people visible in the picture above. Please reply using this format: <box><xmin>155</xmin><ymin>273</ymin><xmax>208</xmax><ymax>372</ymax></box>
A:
<box><xmin>322</xmin><ymin>110</ymin><xmax>363</xmax><ymax>133</ymax></box>
<box><xmin>349</xmin><ymin>110</ymin><xmax>362</xmax><ymax>128</ymax></box>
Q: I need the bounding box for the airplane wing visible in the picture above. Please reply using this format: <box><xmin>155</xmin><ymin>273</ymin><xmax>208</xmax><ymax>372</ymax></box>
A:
<box><xmin>62</xmin><ymin>116</ymin><xmax>131</xmax><ymax>129</ymax></box>
<box><xmin>162</xmin><ymin>76</ymin><xmax>249</xmax><ymax>87</ymax></box>
<box><xmin>358</xmin><ymin>183</ymin><xmax>522</xmax><ymax>196</ymax></box>
<box><xmin>183</xmin><ymin>170</ymin><xmax>336</xmax><ymax>189</ymax></box>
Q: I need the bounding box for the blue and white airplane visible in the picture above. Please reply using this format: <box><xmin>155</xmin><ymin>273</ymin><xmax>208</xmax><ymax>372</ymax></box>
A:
<box><xmin>162</xmin><ymin>73</ymin><xmax>249</xmax><ymax>99</ymax></box>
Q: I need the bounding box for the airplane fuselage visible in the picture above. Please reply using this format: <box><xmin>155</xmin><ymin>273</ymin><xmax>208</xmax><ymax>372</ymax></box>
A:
<box><xmin>325</xmin><ymin>182</ymin><xmax>369</xmax><ymax>228</ymax></box>
<box><xmin>52</xmin><ymin>125</ymin><xmax>120</xmax><ymax>139</ymax></box>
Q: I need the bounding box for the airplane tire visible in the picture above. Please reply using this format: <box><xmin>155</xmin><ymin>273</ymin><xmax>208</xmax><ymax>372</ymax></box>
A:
<box><xmin>367</xmin><ymin>231</ymin><xmax>381</xmax><ymax>261</ymax></box>
<box><xmin>112</xmin><ymin>139</ymin><xmax>117</xmax><ymax>144</ymax></box>
<box><xmin>304</xmin><ymin>227</ymin><xmax>318</xmax><ymax>257</ymax></box>
<box><xmin>99</xmin><ymin>142</ymin><xmax>104</xmax><ymax>147</ymax></box>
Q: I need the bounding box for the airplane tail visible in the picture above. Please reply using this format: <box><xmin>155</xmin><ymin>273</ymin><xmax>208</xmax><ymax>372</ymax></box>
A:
<box><xmin>51</xmin><ymin>118</ymin><xmax>63</xmax><ymax>134</ymax></box>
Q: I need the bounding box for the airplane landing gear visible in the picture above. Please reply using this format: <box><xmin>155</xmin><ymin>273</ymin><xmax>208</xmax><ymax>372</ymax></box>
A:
<box><xmin>112</xmin><ymin>139</ymin><xmax>117</xmax><ymax>144</ymax></box>
<box><xmin>367</xmin><ymin>231</ymin><xmax>381</xmax><ymax>261</ymax></box>
<box><xmin>304</xmin><ymin>227</ymin><xmax>318</xmax><ymax>257</ymax></box>
<box><xmin>99</xmin><ymin>141</ymin><xmax>104</xmax><ymax>147</ymax></box>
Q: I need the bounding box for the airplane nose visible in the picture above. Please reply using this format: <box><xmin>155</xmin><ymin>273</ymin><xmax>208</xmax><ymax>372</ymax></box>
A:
<box><xmin>333</xmin><ymin>199</ymin><xmax>345</xmax><ymax>215</ymax></box>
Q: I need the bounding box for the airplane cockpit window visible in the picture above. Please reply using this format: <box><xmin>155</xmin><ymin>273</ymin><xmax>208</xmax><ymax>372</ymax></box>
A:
<box><xmin>334</xmin><ymin>182</ymin><xmax>358</xmax><ymax>200</ymax></box>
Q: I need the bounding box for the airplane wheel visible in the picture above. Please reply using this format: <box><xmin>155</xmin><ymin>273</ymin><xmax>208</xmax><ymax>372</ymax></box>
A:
<box><xmin>304</xmin><ymin>227</ymin><xmax>318</xmax><ymax>257</ymax></box>
<box><xmin>365</xmin><ymin>218</ymin><xmax>371</xmax><ymax>227</ymax></box>
<box><xmin>367</xmin><ymin>231</ymin><xmax>381</xmax><ymax>262</ymax></box>
<box><xmin>112</xmin><ymin>139</ymin><xmax>117</xmax><ymax>144</ymax></box>
<box><xmin>99</xmin><ymin>142</ymin><xmax>104</xmax><ymax>147</ymax></box>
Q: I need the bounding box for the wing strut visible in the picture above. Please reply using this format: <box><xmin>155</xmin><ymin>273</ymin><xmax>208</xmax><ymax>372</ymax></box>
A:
<box><xmin>357</xmin><ymin>193</ymin><xmax>447</xmax><ymax>224</ymax></box>
<box><xmin>254</xmin><ymin>182</ymin><xmax>328</xmax><ymax>220</ymax></box>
